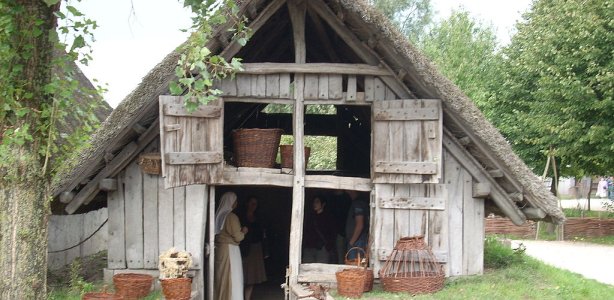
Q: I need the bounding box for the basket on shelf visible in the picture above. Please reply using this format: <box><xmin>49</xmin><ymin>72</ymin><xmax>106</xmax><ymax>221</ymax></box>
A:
<box><xmin>137</xmin><ymin>153</ymin><xmax>161</xmax><ymax>175</ymax></box>
<box><xmin>379</xmin><ymin>235</ymin><xmax>445</xmax><ymax>294</ymax></box>
<box><xmin>160</xmin><ymin>277</ymin><xmax>192</xmax><ymax>300</ymax></box>
<box><xmin>344</xmin><ymin>247</ymin><xmax>374</xmax><ymax>292</ymax></box>
<box><xmin>232</xmin><ymin>128</ymin><xmax>283</xmax><ymax>168</ymax></box>
<box><xmin>335</xmin><ymin>268</ymin><xmax>366</xmax><ymax>298</ymax></box>
<box><xmin>112</xmin><ymin>273</ymin><xmax>153</xmax><ymax>299</ymax></box>
<box><xmin>279</xmin><ymin>145</ymin><xmax>311</xmax><ymax>169</ymax></box>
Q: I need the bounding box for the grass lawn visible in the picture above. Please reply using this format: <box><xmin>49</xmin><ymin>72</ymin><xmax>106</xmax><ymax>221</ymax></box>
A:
<box><xmin>331</xmin><ymin>257</ymin><xmax>613</xmax><ymax>299</ymax></box>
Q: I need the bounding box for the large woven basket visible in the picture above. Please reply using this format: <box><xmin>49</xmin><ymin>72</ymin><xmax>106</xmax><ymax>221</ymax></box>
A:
<box><xmin>160</xmin><ymin>277</ymin><xmax>192</xmax><ymax>300</ymax></box>
<box><xmin>344</xmin><ymin>247</ymin><xmax>373</xmax><ymax>292</ymax></box>
<box><xmin>137</xmin><ymin>153</ymin><xmax>161</xmax><ymax>175</ymax></box>
<box><xmin>279</xmin><ymin>145</ymin><xmax>311</xmax><ymax>169</ymax></box>
<box><xmin>232</xmin><ymin>128</ymin><xmax>283</xmax><ymax>168</ymax></box>
<box><xmin>379</xmin><ymin>236</ymin><xmax>445</xmax><ymax>294</ymax></box>
<box><xmin>335</xmin><ymin>268</ymin><xmax>366</xmax><ymax>298</ymax></box>
<box><xmin>112</xmin><ymin>273</ymin><xmax>153</xmax><ymax>299</ymax></box>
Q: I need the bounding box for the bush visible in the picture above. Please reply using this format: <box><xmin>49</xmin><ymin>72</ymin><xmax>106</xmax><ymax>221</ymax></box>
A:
<box><xmin>484</xmin><ymin>236</ymin><xmax>525</xmax><ymax>269</ymax></box>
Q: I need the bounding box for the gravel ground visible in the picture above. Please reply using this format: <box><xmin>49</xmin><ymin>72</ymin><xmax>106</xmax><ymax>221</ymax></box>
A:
<box><xmin>511</xmin><ymin>240</ymin><xmax>614</xmax><ymax>286</ymax></box>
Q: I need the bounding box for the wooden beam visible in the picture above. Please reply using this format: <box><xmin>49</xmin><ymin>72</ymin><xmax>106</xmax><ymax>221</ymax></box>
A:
<box><xmin>374</xmin><ymin>161</ymin><xmax>438</xmax><ymax>174</ymax></box>
<box><xmin>378</xmin><ymin>196</ymin><xmax>445</xmax><ymax>210</ymax></box>
<box><xmin>222</xmin><ymin>168</ymin><xmax>294</xmax><ymax>187</ymax></box>
<box><xmin>443</xmin><ymin>129</ymin><xmax>526</xmax><ymax>225</ymax></box>
<box><xmin>523</xmin><ymin>207</ymin><xmax>546</xmax><ymax>219</ymax></box>
<box><xmin>373</xmin><ymin>107</ymin><xmax>439</xmax><ymax>121</ymax></box>
<box><xmin>163</xmin><ymin>104</ymin><xmax>222</xmax><ymax>118</ymax></box>
<box><xmin>59</xmin><ymin>191</ymin><xmax>75</xmax><ymax>204</ymax></box>
<box><xmin>165</xmin><ymin>152</ymin><xmax>223</xmax><ymax>165</ymax></box>
<box><xmin>488</xmin><ymin>169</ymin><xmax>504</xmax><ymax>178</ymax></box>
<box><xmin>307</xmin><ymin>7</ymin><xmax>341</xmax><ymax>63</ymax></box>
<box><xmin>219</xmin><ymin>0</ymin><xmax>287</xmax><ymax>60</ymax></box>
<box><xmin>458</xmin><ymin>136</ymin><xmax>471</xmax><ymax>146</ymax></box>
<box><xmin>472</xmin><ymin>182</ymin><xmax>491</xmax><ymax>198</ymax></box>
<box><xmin>509</xmin><ymin>192</ymin><xmax>523</xmax><ymax>202</ymax></box>
<box><xmin>131</xmin><ymin>123</ymin><xmax>147</xmax><ymax>135</ymax></box>
<box><xmin>288</xmin><ymin>0</ymin><xmax>307</xmax><ymax>286</ymax></box>
<box><xmin>298</xmin><ymin>263</ymin><xmax>363</xmax><ymax>283</ymax></box>
<box><xmin>208</xmin><ymin>186</ymin><xmax>215</xmax><ymax>300</ymax></box>
<box><xmin>304</xmin><ymin>175</ymin><xmax>372</xmax><ymax>191</ymax></box>
<box><xmin>239</xmin><ymin>63</ymin><xmax>392</xmax><ymax>76</ymax></box>
<box><xmin>307</xmin><ymin>0</ymin><xmax>414</xmax><ymax>99</ymax></box>
<box><xmin>99</xmin><ymin>178</ymin><xmax>118</xmax><ymax>192</ymax></box>
<box><xmin>65</xmin><ymin>119</ymin><xmax>161</xmax><ymax>214</ymax></box>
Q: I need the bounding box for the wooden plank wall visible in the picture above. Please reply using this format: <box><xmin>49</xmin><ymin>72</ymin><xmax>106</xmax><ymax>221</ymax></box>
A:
<box><xmin>107</xmin><ymin>160</ymin><xmax>209</xmax><ymax>271</ymax></box>
<box><xmin>444</xmin><ymin>149</ymin><xmax>485</xmax><ymax>276</ymax></box>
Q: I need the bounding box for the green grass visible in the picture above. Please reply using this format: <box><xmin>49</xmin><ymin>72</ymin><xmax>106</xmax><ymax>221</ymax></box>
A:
<box><xmin>563</xmin><ymin>208</ymin><xmax>614</xmax><ymax>218</ymax></box>
<box><xmin>48</xmin><ymin>284</ymin><xmax>162</xmax><ymax>300</ymax></box>
<box><xmin>568</xmin><ymin>235</ymin><xmax>614</xmax><ymax>245</ymax></box>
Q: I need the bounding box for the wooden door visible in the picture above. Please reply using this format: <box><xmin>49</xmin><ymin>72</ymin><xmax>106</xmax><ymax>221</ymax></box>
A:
<box><xmin>372</xmin><ymin>99</ymin><xmax>442</xmax><ymax>184</ymax></box>
<box><xmin>159</xmin><ymin>96</ymin><xmax>224</xmax><ymax>188</ymax></box>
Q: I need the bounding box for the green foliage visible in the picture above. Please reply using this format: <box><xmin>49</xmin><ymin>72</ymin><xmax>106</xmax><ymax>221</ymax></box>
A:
<box><xmin>369</xmin><ymin>0</ymin><xmax>433</xmax><ymax>42</ymax></box>
<box><xmin>488</xmin><ymin>0</ymin><xmax>614</xmax><ymax>176</ymax></box>
<box><xmin>174</xmin><ymin>0</ymin><xmax>251</xmax><ymax>111</ymax></box>
<box><xmin>420</xmin><ymin>10</ymin><xmax>500</xmax><ymax>108</ymax></box>
<box><xmin>68</xmin><ymin>260</ymin><xmax>94</xmax><ymax>296</ymax></box>
<box><xmin>483</xmin><ymin>236</ymin><xmax>526</xmax><ymax>269</ymax></box>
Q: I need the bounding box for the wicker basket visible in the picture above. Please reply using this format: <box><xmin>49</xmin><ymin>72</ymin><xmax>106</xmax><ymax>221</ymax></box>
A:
<box><xmin>279</xmin><ymin>145</ymin><xmax>311</xmax><ymax>169</ymax></box>
<box><xmin>137</xmin><ymin>153</ymin><xmax>161</xmax><ymax>175</ymax></box>
<box><xmin>113</xmin><ymin>273</ymin><xmax>153</xmax><ymax>299</ymax></box>
<box><xmin>160</xmin><ymin>277</ymin><xmax>192</xmax><ymax>300</ymax></box>
<box><xmin>379</xmin><ymin>236</ymin><xmax>445</xmax><ymax>294</ymax></box>
<box><xmin>232</xmin><ymin>128</ymin><xmax>283</xmax><ymax>168</ymax></box>
<box><xmin>335</xmin><ymin>268</ymin><xmax>366</xmax><ymax>298</ymax></box>
<box><xmin>82</xmin><ymin>292</ymin><xmax>123</xmax><ymax>300</ymax></box>
<box><xmin>344</xmin><ymin>247</ymin><xmax>373</xmax><ymax>292</ymax></box>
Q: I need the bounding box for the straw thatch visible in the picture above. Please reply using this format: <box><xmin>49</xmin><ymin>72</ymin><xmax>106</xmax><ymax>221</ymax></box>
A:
<box><xmin>51</xmin><ymin>0</ymin><xmax>564</xmax><ymax>223</ymax></box>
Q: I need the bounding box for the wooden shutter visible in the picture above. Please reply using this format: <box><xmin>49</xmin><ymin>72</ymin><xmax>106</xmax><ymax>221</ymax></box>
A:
<box><xmin>372</xmin><ymin>99</ymin><xmax>442</xmax><ymax>184</ymax></box>
<box><xmin>159</xmin><ymin>96</ymin><xmax>224</xmax><ymax>188</ymax></box>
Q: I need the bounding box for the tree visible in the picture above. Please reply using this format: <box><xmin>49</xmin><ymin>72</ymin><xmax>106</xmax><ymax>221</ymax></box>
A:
<box><xmin>419</xmin><ymin>9</ymin><xmax>500</xmax><ymax>108</ymax></box>
<box><xmin>0</xmin><ymin>0</ymin><xmax>244</xmax><ymax>297</ymax></box>
<box><xmin>369</xmin><ymin>0</ymin><xmax>433</xmax><ymax>42</ymax></box>
<box><xmin>488</xmin><ymin>0</ymin><xmax>614</xmax><ymax>177</ymax></box>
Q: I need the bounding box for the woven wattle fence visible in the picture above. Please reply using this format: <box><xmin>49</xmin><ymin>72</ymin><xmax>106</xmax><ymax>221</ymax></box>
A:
<box><xmin>563</xmin><ymin>218</ymin><xmax>614</xmax><ymax>239</ymax></box>
<box><xmin>485</xmin><ymin>216</ymin><xmax>614</xmax><ymax>240</ymax></box>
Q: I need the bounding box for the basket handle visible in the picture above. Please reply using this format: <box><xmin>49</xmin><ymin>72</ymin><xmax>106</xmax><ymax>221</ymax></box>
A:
<box><xmin>345</xmin><ymin>247</ymin><xmax>366</xmax><ymax>267</ymax></box>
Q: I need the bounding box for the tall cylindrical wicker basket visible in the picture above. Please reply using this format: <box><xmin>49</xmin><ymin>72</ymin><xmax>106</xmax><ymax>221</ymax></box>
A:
<box><xmin>379</xmin><ymin>236</ymin><xmax>445</xmax><ymax>294</ymax></box>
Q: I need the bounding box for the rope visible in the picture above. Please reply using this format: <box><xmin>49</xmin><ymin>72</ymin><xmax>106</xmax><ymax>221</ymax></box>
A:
<box><xmin>48</xmin><ymin>218</ymin><xmax>108</xmax><ymax>253</ymax></box>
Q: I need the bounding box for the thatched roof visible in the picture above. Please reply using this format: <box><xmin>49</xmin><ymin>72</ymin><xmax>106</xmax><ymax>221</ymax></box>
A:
<box><xmin>51</xmin><ymin>0</ymin><xmax>564</xmax><ymax>223</ymax></box>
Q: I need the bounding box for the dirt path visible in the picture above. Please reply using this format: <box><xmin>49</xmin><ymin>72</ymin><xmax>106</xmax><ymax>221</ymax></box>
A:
<box><xmin>512</xmin><ymin>240</ymin><xmax>614</xmax><ymax>286</ymax></box>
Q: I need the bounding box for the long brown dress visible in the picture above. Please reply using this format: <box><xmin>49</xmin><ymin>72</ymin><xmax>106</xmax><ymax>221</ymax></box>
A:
<box><xmin>214</xmin><ymin>212</ymin><xmax>245</xmax><ymax>300</ymax></box>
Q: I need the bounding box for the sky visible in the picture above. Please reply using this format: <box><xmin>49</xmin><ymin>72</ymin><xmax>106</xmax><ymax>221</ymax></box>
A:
<box><xmin>72</xmin><ymin>0</ymin><xmax>533</xmax><ymax>108</ymax></box>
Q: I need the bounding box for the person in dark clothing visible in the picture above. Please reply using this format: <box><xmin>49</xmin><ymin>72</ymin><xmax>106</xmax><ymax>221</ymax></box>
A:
<box><xmin>329</xmin><ymin>190</ymin><xmax>352</xmax><ymax>263</ymax></box>
<box><xmin>345</xmin><ymin>190</ymin><xmax>369</xmax><ymax>260</ymax></box>
<box><xmin>302</xmin><ymin>195</ymin><xmax>337</xmax><ymax>263</ymax></box>
<box><xmin>238</xmin><ymin>196</ymin><xmax>267</xmax><ymax>300</ymax></box>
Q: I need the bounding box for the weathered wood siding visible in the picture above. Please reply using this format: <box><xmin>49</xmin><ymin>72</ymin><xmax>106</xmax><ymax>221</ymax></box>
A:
<box><xmin>48</xmin><ymin>208</ymin><xmax>108</xmax><ymax>270</ymax></box>
<box><xmin>371</xmin><ymin>183</ymin><xmax>448</xmax><ymax>276</ymax></box>
<box><xmin>107</xmin><ymin>159</ymin><xmax>208</xmax><ymax>296</ymax></box>
<box><xmin>444</xmin><ymin>149</ymin><xmax>485</xmax><ymax>276</ymax></box>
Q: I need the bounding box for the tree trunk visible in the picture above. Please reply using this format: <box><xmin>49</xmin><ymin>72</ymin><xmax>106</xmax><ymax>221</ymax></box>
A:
<box><xmin>0</xmin><ymin>1</ymin><xmax>58</xmax><ymax>299</ymax></box>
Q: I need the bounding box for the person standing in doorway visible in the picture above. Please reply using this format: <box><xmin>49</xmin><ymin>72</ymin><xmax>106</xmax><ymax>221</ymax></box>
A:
<box><xmin>238</xmin><ymin>196</ymin><xmax>267</xmax><ymax>300</ymax></box>
<box><xmin>345</xmin><ymin>190</ymin><xmax>369</xmax><ymax>261</ymax></box>
<box><xmin>302</xmin><ymin>195</ymin><xmax>336</xmax><ymax>263</ymax></box>
<box><xmin>214</xmin><ymin>192</ymin><xmax>248</xmax><ymax>300</ymax></box>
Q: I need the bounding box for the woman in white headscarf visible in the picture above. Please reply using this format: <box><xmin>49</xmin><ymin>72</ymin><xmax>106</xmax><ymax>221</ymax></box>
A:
<box><xmin>214</xmin><ymin>192</ymin><xmax>248</xmax><ymax>300</ymax></box>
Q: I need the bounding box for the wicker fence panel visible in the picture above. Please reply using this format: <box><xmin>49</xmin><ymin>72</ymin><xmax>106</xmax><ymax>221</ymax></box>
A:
<box><xmin>486</xmin><ymin>217</ymin><xmax>614</xmax><ymax>240</ymax></box>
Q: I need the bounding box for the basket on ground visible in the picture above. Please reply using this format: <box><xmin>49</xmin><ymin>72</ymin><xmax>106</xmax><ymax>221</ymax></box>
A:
<box><xmin>112</xmin><ymin>273</ymin><xmax>153</xmax><ymax>299</ymax></box>
<box><xmin>137</xmin><ymin>153</ymin><xmax>161</xmax><ymax>175</ymax></box>
<box><xmin>232</xmin><ymin>128</ymin><xmax>283</xmax><ymax>168</ymax></box>
<box><xmin>335</xmin><ymin>268</ymin><xmax>366</xmax><ymax>298</ymax></box>
<box><xmin>160</xmin><ymin>277</ymin><xmax>192</xmax><ymax>300</ymax></box>
<box><xmin>344</xmin><ymin>247</ymin><xmax>373</xmax><ymax>292</ymax></box>
<box><xmin>379</xmin><ymin>236</ymin><xmax>445</xmax><ymax>294</ymax></box>
<box><xmin>279</xmin><ymin>145</ymin><xmax>311</xmax><ymax>169</ymax></box>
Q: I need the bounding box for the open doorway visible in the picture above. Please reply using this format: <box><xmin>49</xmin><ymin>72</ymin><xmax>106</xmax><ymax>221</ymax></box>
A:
<box><xmin>214</xmin><ymin>186</ymin><xmax>292</xmax><ymax>300</ymax></box>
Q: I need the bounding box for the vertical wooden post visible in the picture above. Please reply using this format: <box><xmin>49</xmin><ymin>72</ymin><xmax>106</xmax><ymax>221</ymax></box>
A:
<box><xmin>208</xmin><ymin>186</ymin><xmax>215</xmax><ymax>300</ymax></box>
<box><xmin>288</xmin><ymin>0</ymin><xmax>306</xmax><ymax>286</ymax></box>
